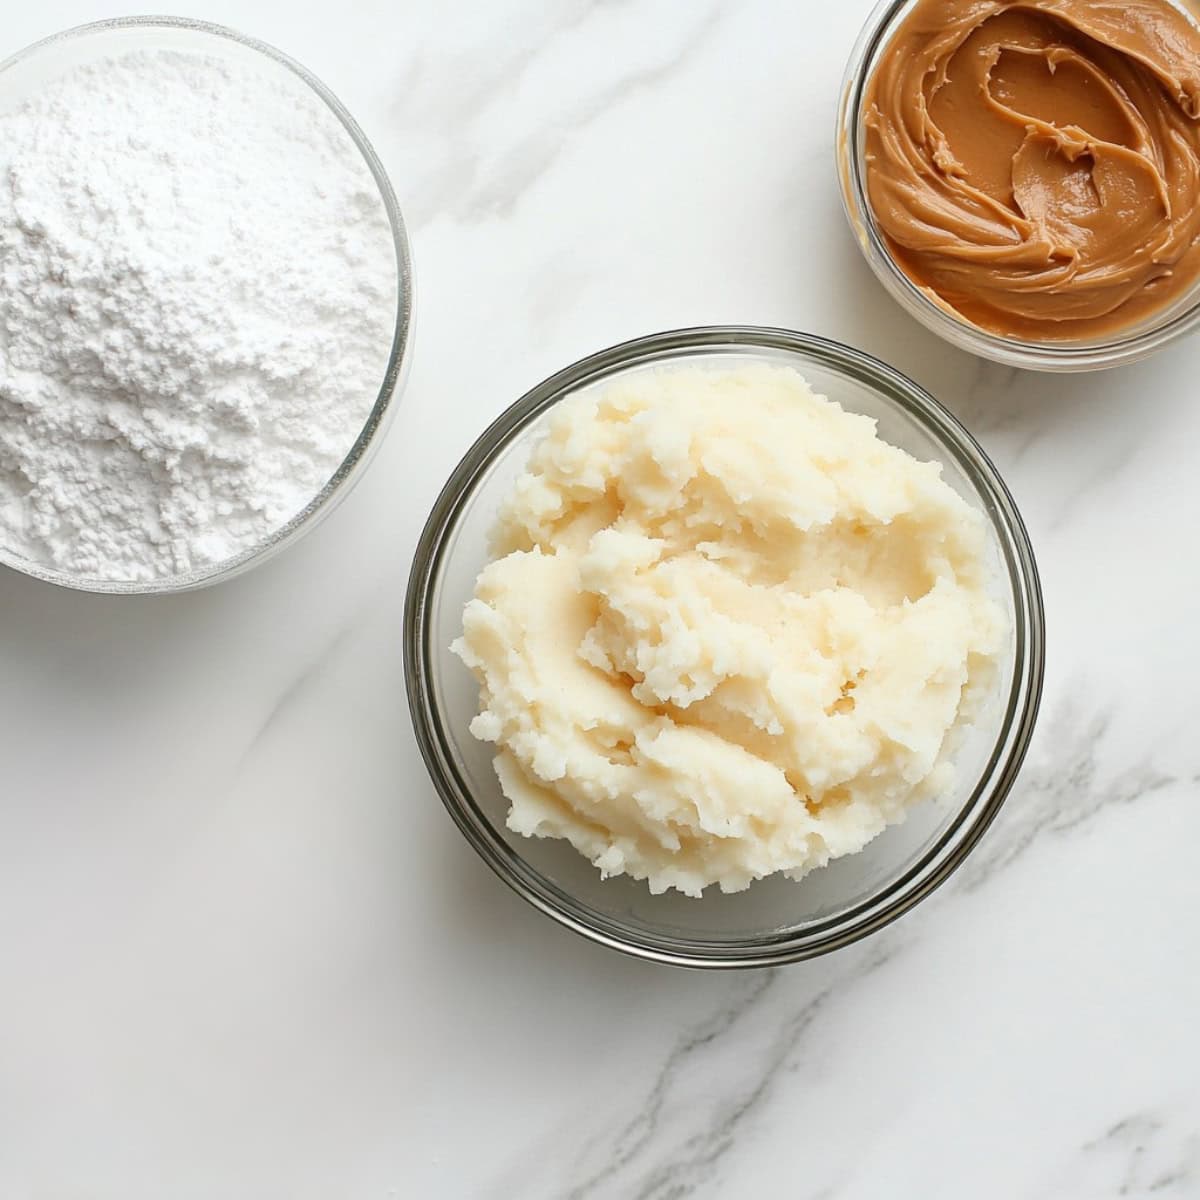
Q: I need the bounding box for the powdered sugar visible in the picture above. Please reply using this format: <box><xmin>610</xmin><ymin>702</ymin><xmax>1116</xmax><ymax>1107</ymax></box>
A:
<box><xmin>0</xmin><ymin>46</ymin><xmax>398</xmax><ymax>583</ymax></box>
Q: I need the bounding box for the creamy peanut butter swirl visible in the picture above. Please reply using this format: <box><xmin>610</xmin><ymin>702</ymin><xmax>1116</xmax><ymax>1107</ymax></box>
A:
<box><xmin>864</xmin><ymin>0</ymin><xmax>1200</xmax><ymax>338</ymax></box>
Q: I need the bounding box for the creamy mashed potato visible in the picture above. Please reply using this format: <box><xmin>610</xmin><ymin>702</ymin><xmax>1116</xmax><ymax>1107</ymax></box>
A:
<box><xmin>452</xmin><ymin>365</ymin><xmax>1004</xmax><ymax>897</ymax></box>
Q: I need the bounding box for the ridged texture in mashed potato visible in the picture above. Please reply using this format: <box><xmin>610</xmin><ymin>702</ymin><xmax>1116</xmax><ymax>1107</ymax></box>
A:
<box><xmin>452</xmin><ymin>365</ymin><xmax>1004</xmax><ymax>897</ymax></box>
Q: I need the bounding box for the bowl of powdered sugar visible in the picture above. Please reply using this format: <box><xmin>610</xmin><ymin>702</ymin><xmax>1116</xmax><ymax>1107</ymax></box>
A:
<box><xmin>0</xmin><ymin>17</ymin><xmax>412</xmax><ymax>592</ymax></box>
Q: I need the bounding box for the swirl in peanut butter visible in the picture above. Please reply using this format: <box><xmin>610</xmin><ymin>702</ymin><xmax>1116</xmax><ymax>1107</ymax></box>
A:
<box><xmin>863</xmin><ymin>0</ymin><xmax>1200</xmax><ymax>338</ymax></box>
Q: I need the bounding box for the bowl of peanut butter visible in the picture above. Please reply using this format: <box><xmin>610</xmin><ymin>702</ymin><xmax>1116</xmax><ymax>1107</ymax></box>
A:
<box><xmin>839</xmin><ymin>0</ymin><xmax>1200</xmax><ymax>369</ymax></box>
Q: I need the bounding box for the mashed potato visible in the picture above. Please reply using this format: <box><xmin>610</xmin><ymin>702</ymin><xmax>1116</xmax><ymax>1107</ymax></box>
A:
<box><xmin>452</xmin><ymin>365</ymin><xmax>1004</xmax><ymax>897</ymax></box>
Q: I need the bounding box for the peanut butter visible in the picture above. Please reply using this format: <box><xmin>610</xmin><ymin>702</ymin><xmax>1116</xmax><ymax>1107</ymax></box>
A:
<box><xmin>863</xmin><ymin>0</ymin><xmax>1200</xmax><ymax>339</ymax></box>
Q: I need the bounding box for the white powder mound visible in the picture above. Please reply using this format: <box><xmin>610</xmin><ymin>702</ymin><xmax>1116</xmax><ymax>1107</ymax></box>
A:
<box><xmin>454</xmin><ymin>366</ymin><xmax>1006</xmax><ymax>897</ymax></box>
<box><xmin>0</xmin><ymin>48</ymin><xmax>397</xmax><ymax>582</ymax></box>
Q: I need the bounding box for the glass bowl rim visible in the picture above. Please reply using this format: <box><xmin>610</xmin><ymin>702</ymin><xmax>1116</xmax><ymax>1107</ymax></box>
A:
<box><xmin>0</xmin><ymin>14</ymin><xmax>415</xmax><ymax>595</ymax></box>
<box><xmin>837</xmin><ymin>0</ymin><xmax>1200</xmax><ymax>372</ymax></box>
<box><xmin>404</xmin><ymin>324</ymin><xmax>1046</xmax><ymax>969</ymax></box>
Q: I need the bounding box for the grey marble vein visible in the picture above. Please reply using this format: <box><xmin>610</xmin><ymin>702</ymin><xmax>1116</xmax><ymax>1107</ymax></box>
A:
<box><xmin>945</xmin><ymin>359</ymin><xmax>1065</xmax><ymax>470</ymax></box>
<box><xmin>233</xmin><ymin>562</ymin><xmax>405</xmax><ymax>778</ymax></box>
<box><xmin>559</xmin><ymin>939</ymin><xmax>903</xmax><ymax>1200</ymax></box>
<box><xmin>963</xmin><ymin>359</ymin><xmax>1022</xmax><ymax>426</ymax></box>
<box><xmin>398</xmin><ymin>2</ymin><xmax>724</xmax><ymax>224</ymax></box>
<box><xmin>1078</xmin><ymin>1111</ymin><xmax>1199</xmax><ymax>1197</ymax></box>
<box><xmin>941</xmin><ymin>357</ymin><xmax>1153</xmax><ymax>489</ymax></box>
<box><xmin>954</xmin><ymin>700</ymin><xmax>1178</xmax><ymax>896</ymax></box>
<box><xmin>391</xmin><ymin>0</ymin><xmax>601</xmax><ymax>136</ymax></box>
<box><xmin>227</xmin><ymin>624</ymin><xmax>359</xmax><ymax>781</ymax></box>
<box><xmin>562</xmin><ymin>971</ymin><xmax>777</xmax><ymax>1200</ymax></box>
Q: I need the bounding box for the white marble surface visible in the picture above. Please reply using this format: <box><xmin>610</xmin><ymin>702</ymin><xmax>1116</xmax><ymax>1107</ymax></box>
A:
<box><xmin>1</xmin><ymin>1</ymin><xmax>1198</xmax><ymax>1196</ymax></box>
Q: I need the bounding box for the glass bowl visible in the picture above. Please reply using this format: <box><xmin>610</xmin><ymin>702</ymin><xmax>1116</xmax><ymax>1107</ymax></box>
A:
<box><xmin>405</xmin><ymin>327</ymin><xmax>1045</xmax><ymax>968</ymax></box>
<box><xmin>0</xmin><ymin>17</ymin><xmax>414</xmax><ymax>594</ymax></box>
<box><xmin>837</xmin><ymin>0</ymin><xmax>1200</xmax><ymax>372</ymax></box>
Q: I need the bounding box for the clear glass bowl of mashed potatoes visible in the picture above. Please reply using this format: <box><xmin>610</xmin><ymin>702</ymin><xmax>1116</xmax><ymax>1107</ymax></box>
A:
<box><xmin>839</xmin><ymin>0</ymin><xmax>1200</xmax><ymax>371</ymax></box>
<box><xmin>405</xmin><ymin>327</ymin><xmax>1044</xmax><ymax>967</ymax></box>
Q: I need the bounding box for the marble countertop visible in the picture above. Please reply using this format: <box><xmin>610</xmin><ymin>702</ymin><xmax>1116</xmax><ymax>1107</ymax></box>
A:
<box><xmin>3</xmin><ymin>2</ymin><xmax>1198</xmax><ymax>1196</ymax></box>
